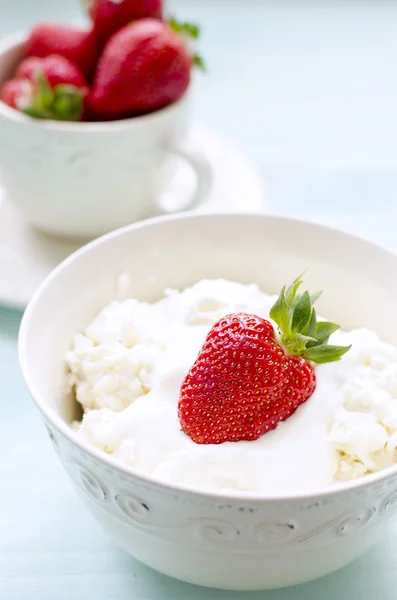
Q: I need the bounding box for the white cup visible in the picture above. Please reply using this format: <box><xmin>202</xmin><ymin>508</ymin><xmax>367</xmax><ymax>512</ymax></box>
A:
<box><xmin>0</xmin><ymin>32</ymin><xmax>212</xmax><ymax>239</ymax></box>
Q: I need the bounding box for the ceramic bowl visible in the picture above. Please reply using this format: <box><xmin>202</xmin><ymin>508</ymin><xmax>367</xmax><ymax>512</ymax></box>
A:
<box><xmin>0</xmin><ymin>32</ymin><xmax>211</xmax><ymax>239</ymax></box>
<box><xmin>18</xmin><ymin>212</ymin><xmax>397</xmax><ymax>591</ymax></box>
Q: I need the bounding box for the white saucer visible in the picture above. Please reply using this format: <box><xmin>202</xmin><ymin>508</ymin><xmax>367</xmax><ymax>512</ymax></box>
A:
<box><xmin>0</xmin><ymin>125</ymin><xmax>265</xmax><ymax>309</ymax></box>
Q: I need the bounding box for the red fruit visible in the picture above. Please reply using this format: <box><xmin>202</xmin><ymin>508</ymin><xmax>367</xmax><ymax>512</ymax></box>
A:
<box><xmin>89</xmin><ymin>0</ymin><xmax>162</xmax><ymax>44</ymax></box>
<box><xmin>178</xmin><ymin>276</ymin><xmax>351</xmax><ymax>445</ymax></box>
<box><xmin>26</xmin><ymin>23</ymin><xmax>98</xmax><ymax>79</ymax></box>
<box><xmin>9</xmin><ymin>56</ymin><xmax>87</xmax><ymax>121</ymax></box>
<box><xmin>90</xmin><ymin>19</ymin><xmax>191</xmax><ymax>119</ymax></box>
<box><xmin>16</xmin><ymin>55</ymin><xmax>87</xmax><ymax>90</ymax></box>
<box><xmin>16</xmin><ymin>57</ymin><xmax>43</xmax><ymax>80</ymax></box>
<box><xmin>179</xmin><ymin>313</ymin><xmax>316</xmax><ymax>444</ymax></box>
<box><xmin>0</xmin><ymin>78</ymin><xmax>33</xmax><ymax>110</ymax></box>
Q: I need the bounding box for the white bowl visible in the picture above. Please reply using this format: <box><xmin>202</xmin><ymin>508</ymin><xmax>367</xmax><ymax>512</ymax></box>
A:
<box><xmin>18</xmin><ymin>212</ymin><xmax>397</xmax><ymax>591</ymax></box>
<box><xmin>0</xmin><ymin>32</ymin><xmax>211</xmax><ymax>239</ymax></box>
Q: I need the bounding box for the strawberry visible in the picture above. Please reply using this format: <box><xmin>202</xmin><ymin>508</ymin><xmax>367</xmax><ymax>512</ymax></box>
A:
<box><xmin>16</xmin><ymin>55</ymin><xmax>87</xmax><ymax>90</ymax></box>
<box><xmin>0</xmin><ymin>78</ymin><xmax>33</xmax><ymax>110</ymax></box>
<box><xmin>89</xmin><ymin>19</ymin><xmax>192</xmax><ymax>119</ymax></box>
<box><xmin>87</xmin><ymin>0</ymin><xmax>162</xmax><ymax>45</ymax></box>
<box><xmin>178</xmin><ymin>275</ymin><xmax>351</xmax><ymax>444</ymax></box>
<box><xmin>26</xmin><ymin>23</ymin><xmax>99</xmax><ymax>80</ymax></box>
<box><xmin>5</xmin><ymin>55</ymin><xmax>88</xmax><ymax>121</ymax></box>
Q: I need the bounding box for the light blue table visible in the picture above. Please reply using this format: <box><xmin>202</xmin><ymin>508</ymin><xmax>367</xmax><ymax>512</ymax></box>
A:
<box><xmin>2</xmin><ymin>1</ymin><xmax>397</xmax><ymax>598</ymax></box>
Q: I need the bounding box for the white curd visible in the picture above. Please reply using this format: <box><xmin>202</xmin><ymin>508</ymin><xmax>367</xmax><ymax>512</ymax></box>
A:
<box><xmin>66</xmin><ymin>279</ymin><xmax>397</xmax><ymax>494</ymax></box>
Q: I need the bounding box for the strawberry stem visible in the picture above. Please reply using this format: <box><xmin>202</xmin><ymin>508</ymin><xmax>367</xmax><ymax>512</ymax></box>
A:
<box><xmin>168</xmin><ymin>16</ymin><xmax>200</xmax><ymax>39</ymax></box>
<box><xmin>269</xmin><ymin>274</ymin><xmax>351</xmax><ymax>364</ymax></box>
<box><xmin>20</xmin><ymin>72</ymin><xmax>84</xmax><ymax>121</ymax></box>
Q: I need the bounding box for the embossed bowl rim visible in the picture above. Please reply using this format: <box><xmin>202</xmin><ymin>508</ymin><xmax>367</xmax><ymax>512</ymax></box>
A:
<box><xmin>19</xmin><ymin>211</ymin><xmax>397</xmax><ymax>502</ymax></box>
<box><xmin>0</xmin><ymin>30</ymin><xmax>192</xmax><ymax>130</ymax></box>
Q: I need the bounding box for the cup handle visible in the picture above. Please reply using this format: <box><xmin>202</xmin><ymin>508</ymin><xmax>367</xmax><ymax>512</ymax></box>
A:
<box><xmin>157</xmin><ymin>139</ymin><xmax>213</xmax><ymax>213</ymax></box>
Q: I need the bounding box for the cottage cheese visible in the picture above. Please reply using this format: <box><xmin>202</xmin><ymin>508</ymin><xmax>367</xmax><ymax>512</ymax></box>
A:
<box><xmin>66</xmin><ymin>279</ymin><xmax>397</xmax><ymax>494</ymax></box>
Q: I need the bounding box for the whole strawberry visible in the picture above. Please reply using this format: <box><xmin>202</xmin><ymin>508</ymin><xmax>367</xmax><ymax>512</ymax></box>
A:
<box><xmin>2</xmin><ymin>55</ymin><xmax>88</xmax><ymax>121</ymax></box>
<box><xmin>89</xmin><ymin>19</ymin><xmax>192</xmax><ymax>119</ymax></box>
<box><xmin>87</xmin><ymin>0</ymin><xmax>162</xmax><ymax>45</ymax></box>
<box><xmin>178</xmin><ymin>275</ymin><xmax>351</xmax><ymax>444</ymax></box>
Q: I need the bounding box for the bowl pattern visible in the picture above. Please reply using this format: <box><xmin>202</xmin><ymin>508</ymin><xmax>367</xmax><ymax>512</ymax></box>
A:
<box><xmin>44</xmin><ymin>416</ymin><xmax>397</xmax><ymax>588</ymax></box>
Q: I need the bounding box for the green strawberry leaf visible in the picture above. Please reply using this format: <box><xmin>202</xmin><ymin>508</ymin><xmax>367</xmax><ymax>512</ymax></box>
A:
<box><xmin>35</xmin><ymin>72</ymin><xmax>54</xmax><ymax>109</ymax></box>
<box><xmin>21</xmin><ymin>106</ymin><xmax>53</xmax><ymax>119</ymax></box>
<box><xmin>269</xmin><ymin>286</ymin><xmax>291</xmax><ymax>338</ymax></box>
<box><xmin>270</xmin><ymin>274</ymin><xmax>351</xmax><ymax>364</ymax></box>
<box><xmin>291</xmin><ymin>290</ymin><xmax>312</xmax><ymax>333</ymax></box>
<box><xmin>285</xmin><ymin>273</ymin><xmax>303</xmax><ymax>308</ymax></box>
<box><xmin>193</xmin><ymin>53</ymin><xmax>206</xmax><ymax>71</ymax></box>
<box><xmin>303</xmin><ymin>343</ymin><xmax>352</xmax><ymax>364</ymax></box>
<box><xmin>307</xmin><ymin>308</ymin><xmax>317</xmax><ymax>337</ymax></box>
<box><xmin>21</xmin><ymin>73</ymin><xmax>54</xmax><ymax>119</ymax></box>
<box><xmin>52</xmin><ymin>85</ymin><xmax>84</xmax><ymax>121</ymax></box>
<box><xmin>314</xmin><ymin>321</ymin><xmax>340</xmax><ymax>343</ymax></box>
<box><xmin>21</xmin><ymin>80</ymin><xmax>84</xmax><ymax>122</ymax></box>
<box><xmin>168</xmin><ymin>16</ymin><xmax>200</xmax><ymax>39</ymax></box>
<box><xmin>293</xmin><ymin>333</ymin><xmax>317</xmax><ymax>353</ymax></box>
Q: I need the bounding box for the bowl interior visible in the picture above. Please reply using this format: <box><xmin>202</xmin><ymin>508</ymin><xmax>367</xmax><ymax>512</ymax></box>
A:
<box><xmin>20</xmin><ymin>213</ymin><xmax>397</xmax><ymax>425</ymax></box>
<box><xmin>0</xmin><ymin>36</ymin><xmax>25</xmax><ymax>85</ymax></box>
